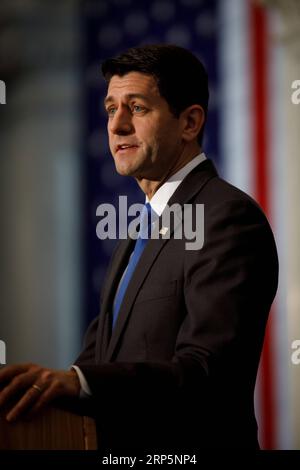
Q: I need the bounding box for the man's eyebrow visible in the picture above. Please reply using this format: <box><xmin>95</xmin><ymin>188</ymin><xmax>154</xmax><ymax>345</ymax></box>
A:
<box><xmin>104</xmin><ymin>93</ymin><xmax>151</xmax><ymax>106</ymax></box>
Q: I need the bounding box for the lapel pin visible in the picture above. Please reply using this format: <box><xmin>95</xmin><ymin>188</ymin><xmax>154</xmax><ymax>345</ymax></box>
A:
<box><xmin>159</xmin><ymin>227</ymin><xmax>169</xmax><ymax>235</ymax></box>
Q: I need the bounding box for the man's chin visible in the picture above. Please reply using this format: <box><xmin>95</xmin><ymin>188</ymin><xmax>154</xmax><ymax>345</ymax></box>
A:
<box><xmin>114</xmin><ymin>163</ymin><xmax>137</xmax><ymax>177</ymax></box>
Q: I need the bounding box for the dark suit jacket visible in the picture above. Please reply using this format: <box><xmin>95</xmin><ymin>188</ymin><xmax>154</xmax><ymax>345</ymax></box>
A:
<box><xmin>74</xmin><ymin>159</ymin><xmax>278</xmax><ymax>450</ymax></box>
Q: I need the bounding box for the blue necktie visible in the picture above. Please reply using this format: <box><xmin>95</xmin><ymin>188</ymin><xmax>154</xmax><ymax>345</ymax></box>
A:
<box><xmin>112</xmin><ymin>203</ymin><xmax>154</xmax><ymax>329</ymax></box>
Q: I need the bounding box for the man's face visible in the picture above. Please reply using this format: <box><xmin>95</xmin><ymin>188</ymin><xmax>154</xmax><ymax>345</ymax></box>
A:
<box><xmin>104</xmin><ymin>72</ymin><xmax>184</xmax><ymax>181</ymax></box>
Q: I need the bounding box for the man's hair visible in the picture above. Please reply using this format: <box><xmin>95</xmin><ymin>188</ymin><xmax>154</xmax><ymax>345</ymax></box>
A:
<box><xmin>101</xmin><ymin>44</ymin><xmax>209</xmax><ymax>145</ymax></box>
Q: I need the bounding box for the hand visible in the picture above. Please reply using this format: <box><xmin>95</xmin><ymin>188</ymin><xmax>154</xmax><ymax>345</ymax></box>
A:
<box><xmin>0</xmin><ymin>363</ymin><xmax>80</xmax><ymax>422</ymax></box>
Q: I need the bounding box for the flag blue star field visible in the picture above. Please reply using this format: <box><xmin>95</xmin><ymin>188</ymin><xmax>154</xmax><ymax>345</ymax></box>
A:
<box><xmin>81</xmin><ymin>0</ymin><xmax>291</xmax><ymax>450</ymax></box>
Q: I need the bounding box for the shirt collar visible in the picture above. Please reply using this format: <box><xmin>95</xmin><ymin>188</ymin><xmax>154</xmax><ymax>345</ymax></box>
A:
<box><xmin>146</xmin><ymin>152</ymin><xmax>206</xmax><ymax>216</ymax></box>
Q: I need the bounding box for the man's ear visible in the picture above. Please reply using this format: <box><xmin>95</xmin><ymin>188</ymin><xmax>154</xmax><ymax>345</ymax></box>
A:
<box><xmin>181</xmin><ymin>105</ymin><xmax>205</xmax><ymax>142</ymax></box>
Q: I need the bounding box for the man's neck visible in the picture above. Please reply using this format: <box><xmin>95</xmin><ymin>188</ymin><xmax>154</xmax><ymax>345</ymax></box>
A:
<box><xmin>136</xmin><ymin>145</ymin><xmax>202</xmax><ymax>200</ymax></box>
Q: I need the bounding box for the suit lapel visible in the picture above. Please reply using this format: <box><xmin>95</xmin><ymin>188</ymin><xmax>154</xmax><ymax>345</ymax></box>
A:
<box><xmin>104</xmin><ymin>235</ymin><xmax>167</xmax><ymax>361</ymax></box>
<box><xmin>104</xmin><ymin>159</ymin><xmax>218</xmax><ymax>362</ymax></box>
<box><xmin>95</xmin><ymin>236</ymin><xmax>134</xmax><ymax>362</ymax></box>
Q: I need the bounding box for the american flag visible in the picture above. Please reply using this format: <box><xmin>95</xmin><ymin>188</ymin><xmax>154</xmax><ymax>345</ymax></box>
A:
<box><xmin>82</xmin><ymin>0</ymin><xmax>292</xmax><ymax>449</ymax></box>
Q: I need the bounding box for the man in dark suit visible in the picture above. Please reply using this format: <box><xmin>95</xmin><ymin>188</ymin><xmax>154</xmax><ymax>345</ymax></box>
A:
<box><xmin>0</xmin><ymin>45</ymin><xmax>278</xmax><ymax>450</ymax></box>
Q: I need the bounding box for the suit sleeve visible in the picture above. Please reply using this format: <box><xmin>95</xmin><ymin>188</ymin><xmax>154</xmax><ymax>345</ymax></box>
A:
<box><xmin>74</xmin><ymin>315</ymin><xmax>99</xmax><ymax>366</ymax></box>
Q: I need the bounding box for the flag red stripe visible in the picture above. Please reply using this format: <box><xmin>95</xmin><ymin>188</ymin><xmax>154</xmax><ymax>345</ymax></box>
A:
<box><xmin>250</xmin><ymin>1</ymin><xmax>275</xmax><ymax>449</ymax></box>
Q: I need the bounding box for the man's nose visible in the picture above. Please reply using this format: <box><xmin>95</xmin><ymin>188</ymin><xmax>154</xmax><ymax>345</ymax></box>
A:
<box><xmin>109</xmin><ymin>108</ymin><xmax>134</xmax><ymax>135</ymax></box>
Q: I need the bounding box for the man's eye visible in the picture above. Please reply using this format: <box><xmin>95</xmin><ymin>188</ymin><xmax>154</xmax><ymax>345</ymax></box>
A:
<box><xmin>132</xmin><ymin>105</ymin><xmax>144</xmax><ymax>113</ymax></box>
<box><xmin>107</xmin><ymin>107</ymin><xmax>116</xmax><ymax>116</ymax></box>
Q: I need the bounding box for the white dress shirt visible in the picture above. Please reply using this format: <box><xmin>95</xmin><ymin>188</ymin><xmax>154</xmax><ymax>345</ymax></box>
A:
<box><xmin>146</xmin><ymin>152</ymin><xmax>206</xmax><ymax>214</ymax></box>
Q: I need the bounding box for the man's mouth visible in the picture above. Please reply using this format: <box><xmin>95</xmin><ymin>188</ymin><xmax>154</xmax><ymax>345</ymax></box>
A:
<box><xmin>116</xmin><ymin>144</ymin><xmax>139</xmax><ymax>153</ymax></box>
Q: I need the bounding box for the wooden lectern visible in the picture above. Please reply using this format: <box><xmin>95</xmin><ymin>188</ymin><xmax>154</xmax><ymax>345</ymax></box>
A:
<box><xmin>0</xmin><ymin>406</ymin><xmax>97</xmax><ymax>450</ymax></box>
